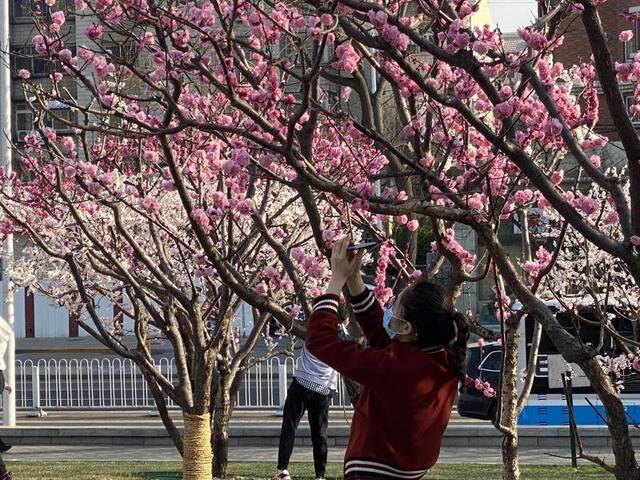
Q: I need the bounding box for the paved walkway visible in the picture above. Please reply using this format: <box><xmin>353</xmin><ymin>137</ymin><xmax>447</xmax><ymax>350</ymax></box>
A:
<box><xmin>5</xmin><ymin>409</ymin><xmax>479</xmax><ymax>427</ymax></box>
<box><xmin>0</xmin><ymin>444</ymin><xmax>612</xmax><ymax>466</ymax></box>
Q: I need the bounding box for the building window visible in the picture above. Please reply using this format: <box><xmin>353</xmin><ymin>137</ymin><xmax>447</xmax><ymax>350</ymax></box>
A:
<box><xmin>45</xmin><ymin>104</ymin><xmax>77</xmax><ymax>133</ymax></box>
<box><xmin>324</xmin><ymin>86</ymin><xmax>341</xmax><ymax>110</ymax></box>
<box><xmin>278</xmin><ymin>36</ymin><xmax>299</xmax><ymax>61</ymax></box>
<box><xmin>322</xmin><ymin>42</ymin><xmax>335</xmax><ymax>64</ymax></box>
<box><xmin>12</xmin><ymin>45</ymin><xmax>76</xmax><ymax>78</ymax></box>
<box><xmin>12</xmin><ymin>0</ymin><xmax>74</xmax><ymax>20</ymax></box>
<box><xmin>14</xmin><ymin>102</ymin><xmax>77</xmax><ymax>143</ymax></box>
<box><xmin>624</xmin><ymin>7</ymin><xmax>640</xmax><ymax>61</ymax></box>
<box><xmin>12</xmin><ymin>46</ymin><xmax>48</xmax><ymax>77</ymax></box>
<box><xmin>625</xmin><ymin>94</ymin><xmax>640</xmax><ymax>126</ymax></box>
<box><xmin>14</xmin><ymin>105</ymin><xmax>35</xmax><ymax>143</ymax></box>
<box><xmin>12</xmin><ymin>0</ymin><xmax>38</xmax><ymax>19</ymax></box>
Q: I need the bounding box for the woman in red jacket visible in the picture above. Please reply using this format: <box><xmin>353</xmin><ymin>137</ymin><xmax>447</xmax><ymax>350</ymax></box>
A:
<box><xmin>306</xmin><ymin>237</ymin><xmax>469</xmax><ymax>479</ymax></box>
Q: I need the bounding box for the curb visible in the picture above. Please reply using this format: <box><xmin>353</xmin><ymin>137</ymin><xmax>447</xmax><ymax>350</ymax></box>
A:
<box><xmin>0</xmin><ymin>424</ymin><xmax>627</xmax><ymax>449</ymax></box>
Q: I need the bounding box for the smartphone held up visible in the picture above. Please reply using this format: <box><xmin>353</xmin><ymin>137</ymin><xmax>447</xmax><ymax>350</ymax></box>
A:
<box><xmin>346</xmin><ymin>241</ymin><xmax>379</xmax><ymax>252</ymax></box>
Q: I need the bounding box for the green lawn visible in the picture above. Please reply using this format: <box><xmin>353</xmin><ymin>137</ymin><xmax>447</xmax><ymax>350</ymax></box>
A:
<box><xmin>5</xmin><ymin>461</ymin><xmax>616</xmax><ymax>480</ymax></box>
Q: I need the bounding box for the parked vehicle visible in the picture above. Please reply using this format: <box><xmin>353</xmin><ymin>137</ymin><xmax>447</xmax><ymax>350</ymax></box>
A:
<box><xmin>458</xmin><ymin>299</ymin><xmax>640</xmax><ymax>425</ymax></box>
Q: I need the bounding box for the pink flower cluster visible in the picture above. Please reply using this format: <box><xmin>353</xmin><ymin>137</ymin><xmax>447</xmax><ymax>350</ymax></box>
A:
<box><xmin>493</xmin><ymin>100</ymin><xmax>514</xmax><ymax>120</ymax></box>
<box><xmin>436</xmin><ymin>19</ymin><xmax>471</xmax><ymax>53</ymax></box>
<box><xmin>522</xmin><ymin>246</ymin><xmax>553</xmax><ymax>285</ymax></box>
<box><xmin>332</xmin><ymin>43</ymin><xmax>361</xmax><ymax>74</ymax></box>
<box><xmin>193</xmin><ymin>252</ymin><xmax>213</xmax><ymax>279</ymax></box>
<box><xmin>374</xmin><ymin>242</ymin><xmax>394</xmax><ymax>305</ymax></box>
<box><xmin>262</xmin><ymin>266</ymin><xmax>293</xmax><ymax>293</ymax></box>
<box><xmin>493</xmin><ymin>288</ymin><xmax>512</xmax><ymax>323</ymax></box>
<box><xmin>471</xmin><ymin>377</ymin><xmax>496</xmax><ymax>398</ymax></box>
<box><xmin>518</xmin><ymin>28</ymin><xmax>551</xmax><ymax>52</ymax></box>
<box><xmin>85</xmin><ymin>24</ymin><xmax>104</xmax><ymax>41</ymax></box>
<box><xmin>620</xmin><ymin>30</ymin><xmax>634</xmax><ymax>43</ymax></box>
<box><xmin>433</xmin><ymin>228</ymin><xmax>476</xmax><ymax>272</ymax></box>
<box><xmin>603</xmin><ymin>210</ymin><xmax>620</xmax><ymax>226</ymax></box>
<box><xmin>140</xmin><ymin>196</ymin><xmax>161</xmax><ymax>215</ymax></box>
<box><xmin>513</xmin><ymin>189</ymin><xmax>533</xmax><ymax>207</ymax></box>
<box><xmin>191</xmin><ymin>208</ymin><xmax>210</xmax><ymax>230</ymax></box>
<box><xmin>543</xmin><ymin>118</ymin><xmax>563</xmax><ymax>137</ymax></box>
<box><xmin>49</xmin><ymin>11</ymin><xmax>65</xmax><ymax>34</ymax></box>
<box><xmin>366</xmin><ymin>10</ymin><xmax>409</xmax><ymax>51</ymax></box>
<box><xmin>466</xmin><ymin>193</ymin><xmax>486</xmax><ymax>211</ymax></box>
<box><xmin>550</xmin><ymin>170</ymin><xmax>564</xmax><ymax>186</ymax></box>
<box><xmin>574</xmin><ymin>194</ymin><xmax>600</xmax><ymax>216</ymax></box>
<box><xmin>290</xmin><ymin>247</ymin><xmax>327</xmax><ymax>280</ymax></box>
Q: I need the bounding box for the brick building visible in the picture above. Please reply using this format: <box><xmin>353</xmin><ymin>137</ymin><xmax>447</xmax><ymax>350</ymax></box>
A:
<box><xmin>554</xmin><ymin>1</ymin><xmax>640</xmax><ymax>140</ymax></box>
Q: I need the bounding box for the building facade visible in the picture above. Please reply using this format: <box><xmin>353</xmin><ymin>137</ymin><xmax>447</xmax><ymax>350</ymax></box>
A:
<box><xmin>2</xmin><ymin>1</ymin><xmax>499</xmax><ymax>339</ymax></box>
<box><xmin>554</xmin><ymin>1</ymin><xmax>640</xmax><ymax>140</ymax></box>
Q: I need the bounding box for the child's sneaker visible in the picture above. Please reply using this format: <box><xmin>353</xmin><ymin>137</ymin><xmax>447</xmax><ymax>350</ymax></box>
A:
<box><xmin>276</xmin><ymin>469</ymin><xmax>291</xmax><ymax>480</ymax></box>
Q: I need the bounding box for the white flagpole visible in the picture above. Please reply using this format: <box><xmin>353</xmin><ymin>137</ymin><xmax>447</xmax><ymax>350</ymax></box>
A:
<box><xmin>0</xmin><ymin>0</ymin><xmax>16</xmax><ymax>428</ymax></box>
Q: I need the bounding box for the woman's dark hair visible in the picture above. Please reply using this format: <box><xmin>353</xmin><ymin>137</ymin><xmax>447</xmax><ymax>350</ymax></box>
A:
<box><xmin>401</xmin><ymin>280</ymin><xmax>470</xmax><ymax>389</ymax></box>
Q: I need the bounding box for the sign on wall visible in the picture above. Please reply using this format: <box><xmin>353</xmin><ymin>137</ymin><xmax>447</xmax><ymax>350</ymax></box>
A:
<box><xmin>547</xmin><ymin>354</ymin><xmax>591</xmax><ymax>389</ymax></box>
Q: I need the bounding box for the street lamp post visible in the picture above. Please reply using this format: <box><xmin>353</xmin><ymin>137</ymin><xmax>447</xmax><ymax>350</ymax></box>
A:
<box><xmin>0</xmin><ymin>0</ymin><xmax>17</xmax><ymax>428</ymax></box>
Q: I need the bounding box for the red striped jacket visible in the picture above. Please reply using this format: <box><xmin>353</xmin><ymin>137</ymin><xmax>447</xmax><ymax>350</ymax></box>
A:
<box><xmin>306</xmin><ymin>290</ymin><xmax>458</xmax><ymax>479</ymax></box>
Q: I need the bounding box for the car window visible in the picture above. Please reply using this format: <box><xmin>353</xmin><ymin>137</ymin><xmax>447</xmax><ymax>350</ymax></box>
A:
<box><xmin>478</xmin><ymin>351</ymin><xmax>501</xmax><ymax>373</ymax></box>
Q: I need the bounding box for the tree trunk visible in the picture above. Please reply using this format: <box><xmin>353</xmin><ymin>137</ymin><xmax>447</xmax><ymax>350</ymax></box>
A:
<box><xmin>500</xmin><ymin>318</ymin><xmax>521</xmax><ymax>480</ymax></box>
<box><xmin>211</xmin><ymin>393</ymin><xmax>232</xmax><ymax>478</ymax></box>
<box><xmin>502</xmin><ymin>431</ymin><xmax>519</xmax><ymax>480</ymax></box>
<box><xmin>211</xmin><ymin>374</ymin><xmax>241</xmax><ymax>479</ymax></box>
<box><xmin>483</xmin><ymin>227</ymin><xmax>639</xmax><ymax>479</ymax></box>
<box><xmin>183</xmin><ymin>412</ymin><xmax>213</xmax><ymax>480</ymax></box>
<box><xmin>0</xmin><ymin>453</ymin><xmax>9</xmax><ymax>478</ymax></box>
<box><xmin>579</xmin><ymin>357</ymin><xmax>640</xmax><ymax>480</ymax></box>
<box><xmin>143</xmin><ymin>371</ymin><xmax>183</xmax><ymax>455</ymax></box>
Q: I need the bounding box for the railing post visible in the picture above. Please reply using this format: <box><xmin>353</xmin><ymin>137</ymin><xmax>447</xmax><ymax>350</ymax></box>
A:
<box><xmin>276</xmin><ymin>362</ymin><xmax>288</xmax><ymax>416</ymax></box>
<box><xmin>29</xmin><ymin>365</ymin><xmax>46</xmax><ymax>418</ymax></box>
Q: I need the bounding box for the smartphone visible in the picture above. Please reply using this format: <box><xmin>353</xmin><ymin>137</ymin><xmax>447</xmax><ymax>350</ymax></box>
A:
<box><xmin>347</xmin><ymin>241</ymin><xmax>379</xmax><ymax>252</ymax></box>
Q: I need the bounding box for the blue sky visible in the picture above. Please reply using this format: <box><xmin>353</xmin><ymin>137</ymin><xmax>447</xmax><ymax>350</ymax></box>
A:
<box><xmin>488</xmin><ymin>0</ymin><xmax>538</xmax><ymax>32</ymax></box>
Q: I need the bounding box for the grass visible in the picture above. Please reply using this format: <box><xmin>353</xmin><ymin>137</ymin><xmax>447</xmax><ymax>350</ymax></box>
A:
<box><xmin>4</xmin><ymin>461</ymin><xmax>616</xmax><ymax>479</ymax></box>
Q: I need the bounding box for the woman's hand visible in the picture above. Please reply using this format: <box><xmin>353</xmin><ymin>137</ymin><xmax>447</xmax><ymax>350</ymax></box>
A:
<box><xmin>326</xmin><ymin>237</ymin><xmax>364</xmax><ymax>295</ymax></box>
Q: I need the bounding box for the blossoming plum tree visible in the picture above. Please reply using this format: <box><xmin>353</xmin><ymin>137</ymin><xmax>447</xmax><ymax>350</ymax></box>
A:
<box><xmin>5</xmin><ymin>0</ymin><xmax>640</xmax><ymax>479</ymax></box>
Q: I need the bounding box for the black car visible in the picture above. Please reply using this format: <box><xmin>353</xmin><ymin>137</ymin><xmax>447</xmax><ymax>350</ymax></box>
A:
<box><xmin>457</xmin><ymin>342</ymin><xmax>501</xmax><ymax>421</ymax></box>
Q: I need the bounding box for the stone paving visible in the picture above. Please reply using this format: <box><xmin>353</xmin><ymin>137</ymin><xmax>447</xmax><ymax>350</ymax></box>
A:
<box><xmin>0</xmin><ymin>444</ymin><xmax>614</xmax><ymax>466</ymax></box>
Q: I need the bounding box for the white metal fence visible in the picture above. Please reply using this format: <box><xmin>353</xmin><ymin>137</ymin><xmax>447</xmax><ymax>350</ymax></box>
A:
<box><xmin>14</xmin><ymin>357</ymin><xmax>353</xmax><ymax>410</ymax></box>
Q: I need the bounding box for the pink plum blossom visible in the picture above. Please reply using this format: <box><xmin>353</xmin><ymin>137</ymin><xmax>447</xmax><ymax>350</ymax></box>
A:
<box><xmin>571</xmin><ymin>3</ymin><xmax>584</xmax><ymax>13</ymax></box>
<box><xmin>493</xmin><ymin>101</ymin><xmax>514</xmax><ymax>120</ymax></box>
<box><xmin>550</xmin><ymin>170</ymin><xmax>564</xmax><ymax>186</ymax></box>
<box><xmin>543</xmin><ymin>118</ymin><xmax>563</xmax><ymax>136</ymax></box>
<box><xmin>332</xmin><ymin>43</ymin><xmax>361</xmax><ymax>74</ymax></box>
<box><xmin>85</xmin><ymin>24</ymin><xmax>104</xmax><ymax>41</ymax></box>
<box><xmin>191</xmin><ymin>209</ymin><xmax>210</xmax><ymax>229</ymax></box>
<box><xmin>620</xmin><ymin>30</ymin><xmax>634</xmax><ymax>43</ymax></box>
<box><xmin>406</xmin><ymin>220</ymin><xmax>419</xmax><ymax>232</ymax></box>
<box><xmin>603</xmin><ymin>211</ymin><xmax>619</xmax><ymax>225</ymax></box>
<box><xmin>575</xmin><ymin>195</ymin><xmax>599</xmax><ymax>215</ymax></box>
<box><xmin>60</xmin><ymin>137</ymin><xmax>75</xmax><ymax>154</ymax></box>
<box><xmin>51</xmin><ymin>11</ymin><xmax>65</xmax><ymax>26</ymax></box>
<box><xmin>140</xmin><ymin>196</ymin><xmax>161</xmax><ymax>215</ymax></box>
